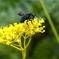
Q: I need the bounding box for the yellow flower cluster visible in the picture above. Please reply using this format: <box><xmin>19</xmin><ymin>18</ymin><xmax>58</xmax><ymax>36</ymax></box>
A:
<box><xmin>0</xmin><ymin>18</ymin><xmax>45</xmax><ymax>50</ymax></box>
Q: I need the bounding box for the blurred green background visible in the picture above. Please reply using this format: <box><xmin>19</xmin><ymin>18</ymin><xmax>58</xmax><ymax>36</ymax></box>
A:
<box><xmin>0</xmin><ymin>0</ymin><xmax>59</xmax><ymax>59</ymax></box>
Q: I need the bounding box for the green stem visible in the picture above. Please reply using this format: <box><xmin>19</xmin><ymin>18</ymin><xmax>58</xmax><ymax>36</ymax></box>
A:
<box><xmin>22</xmin><ymin>49</ymin><xmax>26</xmax><ymax>59</ymax></box>
<box><xmin>23</xmin><ymin>36</ymin><xmax>31</xmax><ymax>50</ymax></box>
<box><xmin>22</xmin><ymin>36</ymin><xmax>26</xmax><ymax>59</ymax></box>
<box><xmin>10</xmin><ymin>45</ymin><xmax>21</xmax><ymax>51</ymax></box>
<box><xmin>21</xmin><ymin>36</ymin><xmax>31</xmax><ymax>59</ymax></box>
<box><xmin>39</xmin><ymin>0</ymin><xmax>59</xmax><ymax>42</ymax></box>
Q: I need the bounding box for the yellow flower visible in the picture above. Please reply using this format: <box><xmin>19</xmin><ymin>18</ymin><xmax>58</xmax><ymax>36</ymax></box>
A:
<box><xmin>0</xmin><ymin>18</ymin><xmax>45</xmax><ymax>49</ymax></box>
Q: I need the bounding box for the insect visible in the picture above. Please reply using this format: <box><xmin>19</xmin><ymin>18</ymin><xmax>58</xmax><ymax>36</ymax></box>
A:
<box><xmin>17</xmin><ymin>11</ymin><xmax>35</xmax><ymax>23</ymax></box>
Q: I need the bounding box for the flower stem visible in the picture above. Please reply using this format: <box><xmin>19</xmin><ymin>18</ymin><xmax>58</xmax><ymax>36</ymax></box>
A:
<box><xmin>21</xmin><ymin>36</ymin><xmax>31</xmax><ymax>59</ymax></box>
<box><xmin>39</xmin><ymin>0</ymin><xmax>59</xmax><ymax>42</ymax></box>
<box><xmin>21</xmin><ymin>36</ymin><xmax>26</xmax><ymax>59</ymax></box>
<box><xmin>22</xmin><ymin>49</ymin><xmax>26</xmax><ymax>59</ymax></box>
<box><xmin>23</xmin><ymin>36</ymin><xmax>31</xmax><ymax>50</ymax></box>
<box><xmin>10</xmin><ymin>45</ymin><xmax>21</xmax><ymax>51</ymax></box>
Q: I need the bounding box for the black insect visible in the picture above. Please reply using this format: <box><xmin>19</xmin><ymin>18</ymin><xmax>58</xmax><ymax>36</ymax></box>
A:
<box><xmin>17</xmin><ymin>11</ymin><xmax>35</xmax><ymax>23</ymax></box>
